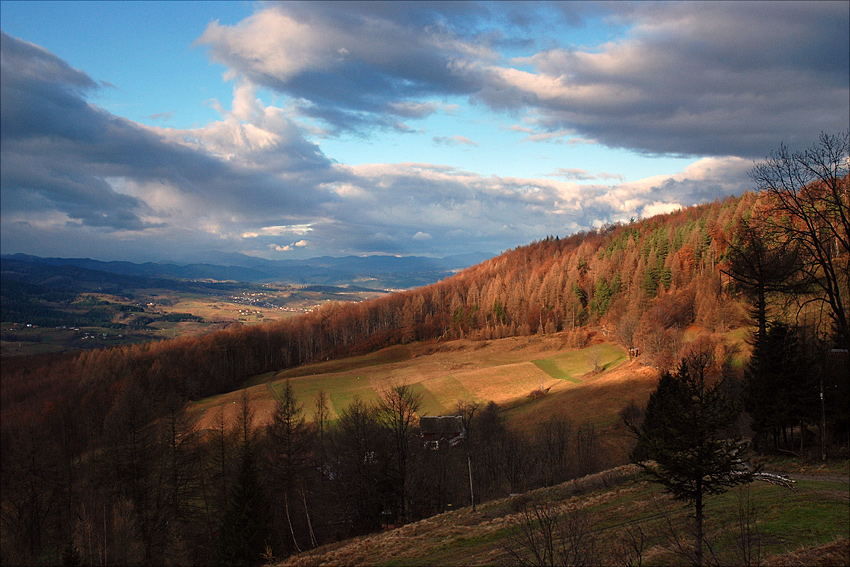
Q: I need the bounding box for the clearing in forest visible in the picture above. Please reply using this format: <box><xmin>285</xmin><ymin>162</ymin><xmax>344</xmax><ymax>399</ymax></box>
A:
<box><xmin>187</xmin><ymin>333</ymin><xmax>638</xmax><ymax>432</ymax></box>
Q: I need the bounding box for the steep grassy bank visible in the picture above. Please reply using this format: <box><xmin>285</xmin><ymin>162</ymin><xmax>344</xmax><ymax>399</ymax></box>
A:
<box><xmin>278</xmin><ymin>464</ymin><xmax>849</xmax><ymax>567</ymax></box>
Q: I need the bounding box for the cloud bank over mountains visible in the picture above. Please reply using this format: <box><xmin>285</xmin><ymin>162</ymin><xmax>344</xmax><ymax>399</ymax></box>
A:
<box><xmin>1</xmin><ymin>2</ymin><xmax>847</xmax><ymax>262</ymax></box>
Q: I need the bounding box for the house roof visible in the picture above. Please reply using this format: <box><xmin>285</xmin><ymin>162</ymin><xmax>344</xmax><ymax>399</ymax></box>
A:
<box><xmin>419</xmin><ymin>415</ymin><xmax>464</xmax><ymax>436</ymax></box>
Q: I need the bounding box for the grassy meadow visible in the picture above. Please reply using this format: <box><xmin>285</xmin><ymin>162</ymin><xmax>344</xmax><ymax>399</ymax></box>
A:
<box><xmin>186</xmin><ymin>333</ymin><xmax>645</xmax><ymax>434</ymax></box>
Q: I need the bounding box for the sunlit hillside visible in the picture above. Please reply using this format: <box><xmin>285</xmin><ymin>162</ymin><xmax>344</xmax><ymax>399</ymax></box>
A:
<box><xmin>1</xmin><ymin>192</ymin><xmax>758</xmax><ymax>430</ymax></box>
<box><xmin>187</xmin><ymin>334</ymin><xmax>648</xmax><ymax>429</ymax></box>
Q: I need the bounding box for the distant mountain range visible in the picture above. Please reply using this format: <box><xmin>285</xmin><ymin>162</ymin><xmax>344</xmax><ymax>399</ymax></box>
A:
<box><xmin>0</xmin><ymin>252</ymin><xmax>491</xmax><ymax>289</ymax></box>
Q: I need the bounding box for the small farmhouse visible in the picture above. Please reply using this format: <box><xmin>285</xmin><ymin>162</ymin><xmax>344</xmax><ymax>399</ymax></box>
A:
<box><xmin>419</xmin><ymin>415</ymin><xmax>466</xmax><ymax>449</ymax></box>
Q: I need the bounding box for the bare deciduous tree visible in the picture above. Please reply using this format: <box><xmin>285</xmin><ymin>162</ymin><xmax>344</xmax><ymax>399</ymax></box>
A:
<box><xmin>265</xmin><ymin>379</ymin><xmax>313</xmax><ymax>555</ymax></box>
<box><xmin>535</xmin><ymin>416</ymin><xmax>572</xmax><ymax>487</ymax></box>
<box><xmin>750</xmin><ymin>131</ymin><xmax>850</xmax><ymax>347</ymax></box>
<box><xmin>378</xmin><ymin>381</ymin><xmax>422</xmax><ymax>525</ymax></box>
<box><xmin>616</xmin><ymin>521</ymin><xmax>647</xmax><ymax>567</ymax></box>
<box><xmin>504</xmin><ymin>500</ymin><xmax>599</xmax><ymax>567</ymax></box>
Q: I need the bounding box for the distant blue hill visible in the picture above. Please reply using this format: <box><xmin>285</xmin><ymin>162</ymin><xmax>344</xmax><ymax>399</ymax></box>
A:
<box><xmin>1</xmin><ymin>252</ymin><xmax>490</xmax><ymax>289</ymax></box>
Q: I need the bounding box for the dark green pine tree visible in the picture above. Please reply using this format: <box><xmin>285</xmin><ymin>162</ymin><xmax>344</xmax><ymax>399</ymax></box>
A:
<box><xmin>744</xmin><ymin>322</ymin><xmax>803</xmax><ymax>451</ymax></box>
<box><xmin>61</xmin><ymin>542</ymin><xmax>82</xmax><ymax>567</ymax></box>
<box><xmin>216</xmin><ymin>441</ymin><xmax>272</xmax><ymax>567</ymax></box>
<box><xmin>630</xmin><ymin>352</ymin><xmax>757</xmax><ymax>567</ymax></box>
<box><xmin>630</xmin><ymin>367</ymin><xmax>689</xmax><ymax>462</ymax></box>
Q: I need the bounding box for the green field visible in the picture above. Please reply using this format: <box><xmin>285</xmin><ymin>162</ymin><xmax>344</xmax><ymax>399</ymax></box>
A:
<box><xmin>532</xmin><ymin>343</ymin><xmax>626</xmax><ymax>383</ymax></box>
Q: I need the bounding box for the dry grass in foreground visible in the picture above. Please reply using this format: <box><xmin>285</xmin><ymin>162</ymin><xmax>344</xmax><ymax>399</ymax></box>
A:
<box><xmin>768</xmin><ymin>539</ymin><xmax>850</xmax><ymax>566</ymax></box>
<box><xmin>274</xmin><ymin>462</ymin><xmax>849</xmax><ymax>567</ymax></box>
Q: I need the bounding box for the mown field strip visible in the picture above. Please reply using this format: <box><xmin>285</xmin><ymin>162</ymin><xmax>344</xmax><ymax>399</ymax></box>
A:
<box><xmin>532</xmin><ymin>358</ymin><xmax>582</xmax><ymax>382</ymax></box>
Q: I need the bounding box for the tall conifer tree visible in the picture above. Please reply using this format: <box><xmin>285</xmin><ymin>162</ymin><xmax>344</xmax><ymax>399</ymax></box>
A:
<box><xmin>630</xmin><ymin>351</ymin><xmax>756</xmax><ymax>566</ymax></box>
<box><xmin>216</xmin><ymin>441</ymin><xmax>271</xmax><ymax>567</ymax></box>
<box><xmin>216</xmin><ymin>392</ymin><xmax>270</xmax><ymax>566</ymax></box>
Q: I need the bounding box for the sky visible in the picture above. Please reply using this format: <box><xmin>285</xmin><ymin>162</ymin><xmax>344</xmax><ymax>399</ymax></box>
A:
<box><xmin>1</xmin><ymin>1</ymin><xmax>848</xmax><ymax>263</ymax></box>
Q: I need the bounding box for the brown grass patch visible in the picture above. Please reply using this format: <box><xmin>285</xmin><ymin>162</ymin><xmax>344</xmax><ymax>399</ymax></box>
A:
<box><xmin>768</xmin><ymin>538</ymin><xmax>850</xmax><ymax>566</ymax></box>
<box><xmin>506</xmin><ymin>359</ymin><xmax>658</xmax><ymax>428</ymax></box>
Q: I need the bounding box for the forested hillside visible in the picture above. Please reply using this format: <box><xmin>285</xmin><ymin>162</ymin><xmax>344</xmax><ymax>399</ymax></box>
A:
<box><xmin>2</xmin><ymin>193</ymin><xmax>752</xmax><ymax>435</ymax></box>
<box><xmin>2</xmin><ymin>134</ymin><xmax>848</xmax><ymax>565</ymax></box>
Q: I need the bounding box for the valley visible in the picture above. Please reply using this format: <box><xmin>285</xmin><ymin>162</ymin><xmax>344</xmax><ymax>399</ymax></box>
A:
<box><xmin>3</xmin><ymin>3</ymin><xmax>848</xmax><ymax>563</ymax></box>
<box><xmin>0</xmin><ymin>256</ymin><xmax>393</xmax><ymax>355</ymax></box>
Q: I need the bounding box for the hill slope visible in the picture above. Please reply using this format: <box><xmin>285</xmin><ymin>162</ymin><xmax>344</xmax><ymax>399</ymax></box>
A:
<box><xmin>2</xmin><ymin>194</ymin><xmax>757</xmax><ymax>461</ymax></box>
<box><xmin>3</xmin><ymin>189</ymin><xmax>848</xmax><ymax>566</ymax></box>
<box><xmin>277</xmin><ymin>464</ymin><xmax>849</xmax><ymax>567</ymax></box>
<box><xmin>186</xmin><ymin>333</ymin><xmax>656</xmax><ymax>438</ymax></box>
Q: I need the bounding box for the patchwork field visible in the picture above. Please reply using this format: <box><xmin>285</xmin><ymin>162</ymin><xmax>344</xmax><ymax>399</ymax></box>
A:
<box><xmin>1</xmin><ymin>280</ymin><xmax>387</xmax><ymax>355</ymax></box>
<box><xmin>186</xmin><ymin>333</ymin><xmax>650</xmax><ymax>438</ymax></box>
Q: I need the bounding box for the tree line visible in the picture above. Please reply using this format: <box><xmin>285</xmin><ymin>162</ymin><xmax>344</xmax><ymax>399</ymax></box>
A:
<box><xmin>624</xmin><ymin>132</ymin><xmax>849</xmax><ymax>567</ymax></box>
<box><xmin>724</xmin><ymin>132</ymin><xmax>850</xmax><ymax>454</ymax></box>
<box><xmin>1</xmin><ymin>375</ymin><xmax>612</xmax><ymax>565</ymax></box>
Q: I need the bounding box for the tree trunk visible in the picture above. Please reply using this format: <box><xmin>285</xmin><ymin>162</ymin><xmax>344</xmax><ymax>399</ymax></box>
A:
<box><xmin>695</xmin><ymin>485</ymin><xmax>704</xmax><ymax>567</ymax></box>
<box><xmin>301</xmin><ymin>485</ymin><xmax>317</xmax><ymax>548</ymax></box>
<box><xmin>756</xmin><ymin>285</ymin><xmax>767</xmax><ymax>343</ymax></box>
<box><xmin>285</xmin><ymin>492</ymin><xmax>301</xmax><ymax>553</ymax></box>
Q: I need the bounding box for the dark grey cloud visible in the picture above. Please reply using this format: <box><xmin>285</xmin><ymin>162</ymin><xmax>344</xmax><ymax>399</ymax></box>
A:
<box><xmin>1</xmin><ymin>32</ymin><xmax>338</xmax><ymax>233</ymax></box>
<box><xmin>1</xmin><ymin>32</ymin><xmax>158</xmax><ymax>230</ymax></box>
<box><xmin>195</xmin><ymin>2</ymin><xmax>506</xmax><ymax>134</ymax></box>
<box><xmin>479</xmin><ymin>2</ymin><xmax>849</xmax><ymax>158</ymax></box>
<box><xmin>2</xmin><ymin>5</ymin><xmax>828</xmax><ymax>263</ymax></box>
<box><xmin>198</xmin><ymin>2</ymin><xmax>848</xmax><ymax>158</ymax></box>
<box><xmin>0</xmin><ymin>26</ymin><xmax>752</xmax><ymax>263</ymax></box>
<box><xmin>1</xmin><ymin>32</ymin><xmax>101</xmax><ymax>143</ymax></box>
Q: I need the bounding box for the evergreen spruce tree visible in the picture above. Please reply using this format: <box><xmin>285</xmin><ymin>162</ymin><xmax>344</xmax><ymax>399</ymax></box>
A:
<box><xmin>216</xmin><ymin>441</ymin><xmax>271</xmax><ymax>567</ymax></box>
<box><xmin>630</xmin><ymin>368</ymin><xmax>688</xmax><ymax>462</ymax></box>
<box><xmin>61</xmin><ymin>542</ymin><xmax>82</xmax><ymax>567</ymax></box>
<box><xmin>630</xmin><ymin>352</ymin><xmax>757</xmax><ymax>566</ymax></box>
<box><xmin>744</xmin><ymin>322</ymin><xmax>803</xmax><ymax>451</ymax></box>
